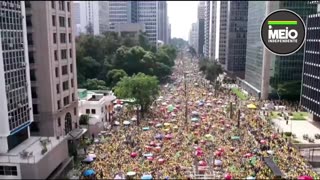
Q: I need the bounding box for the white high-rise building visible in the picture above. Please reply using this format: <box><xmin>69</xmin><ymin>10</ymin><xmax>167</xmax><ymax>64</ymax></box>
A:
<box><xmin>76</xmin><ymin>1</ymin><xmax>109</xmax><ymax>35</ymax></box>
<box><xmin>188</xmin><ymin>23</ymin><xmax>198</xmax><ymax>49</ymax></box>
<box><xmin>0</xmin><ymin>1</ymin><xmax>33</xmax><ymax>154</ymax></box>
<box><xmin>0</xmin><ymin>2</ymin><xmax>72</xmax><ymax>179</ymax></box>
<box><xmin>203</xmin><ymin>1</ymin><xmax>217</xmax><ymax>60</ymax></box>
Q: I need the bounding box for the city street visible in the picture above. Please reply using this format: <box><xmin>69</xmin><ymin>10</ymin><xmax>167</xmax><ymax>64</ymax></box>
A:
<box><xmin>78</xmin><ymin>59</ymin><xmax>319</xmax><ymax>179</ymax></box>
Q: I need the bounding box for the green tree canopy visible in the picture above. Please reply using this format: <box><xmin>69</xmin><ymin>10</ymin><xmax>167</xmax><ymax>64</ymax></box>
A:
<box><xmin>113</xmin><ymin>73</ymin><xmax>160</xmax><ymax>117</ymax></box>
<box><xmin>106</xmin><ymin>69</ymin><xmax>128</xmax><ymax>87</ymax></box>
<box><xmin>83</xmin><ymin>78</ymin><xmax>108</xmax><ymax>90</ymax></box>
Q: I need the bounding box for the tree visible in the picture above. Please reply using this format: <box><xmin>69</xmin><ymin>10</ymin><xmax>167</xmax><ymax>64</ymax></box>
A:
<box><xmin>170</xmin><ymin>37</ymin><xmax>188</xmax><ymax>50</ymax></box>
<box><xmin>106</xmin><ymin>69</ymin><xmax>128</xmax><ymax>87</ymax></box>
<box><xmin>113</xmin><ymin>73</ymin><xmax>160</xmax><ymax>122</ymax></box>
<box><xmin>79</xmin><ymin>114</ymin><xmax>90</xmax><ymax>125</ymax></box>
<box><xmin>188</xmin><ymin>46</ymin><xmax>197</xmax><ymax>60</ymax></box>
<box><xmin>85</xmin><ymin>22</ymin><xmax>94</xmax><ymax>35</ymax></box>
<box><xmin>83</xmin><ymin>78</ymin><xmax>108</xmax><ymax>90</ymax></box>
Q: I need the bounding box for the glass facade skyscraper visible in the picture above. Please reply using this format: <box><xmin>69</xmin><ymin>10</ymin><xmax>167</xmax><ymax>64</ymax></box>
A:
<box><xmin>243</xmin><ymin>1</ymin><xmax>316</xmax><ymax>99</ymax></box>
<box><xmin>301</xmin><ymin>1</ymin><xmax>320</xmax><ymax>120</ymax></box>
<box><xmin>225</xmin><ymin>1</ymin><xmax>248</xmax><ymax>79</ymax></box>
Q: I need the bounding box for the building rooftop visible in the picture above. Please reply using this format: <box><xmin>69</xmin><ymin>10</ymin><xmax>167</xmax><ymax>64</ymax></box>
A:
<box><xmin>0</xmin><ymin>136</ymin><xmax>67</xmax><ymax>164</ymax></box>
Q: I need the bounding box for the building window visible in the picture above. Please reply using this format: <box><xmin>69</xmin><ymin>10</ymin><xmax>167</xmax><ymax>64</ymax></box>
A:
<box><xmin>91</xmin><ymin>109</ymin><xmax>96</xmax><ymax>114</ymax></box>
<box><xmin>58</xmin><ymin>1</ymin><xmax>65</xmax><ymax>11</ymax></box>
<box><xmin>67</xmin><ymin>2</ymin><xmax>70</xmax><ymax>12</ymax></box>
<box><xmin>31</xmin><ymin>87</ymin><xmax>38</xmax><ymax>98</ymax></box>
<box><xmin>53</xmin><ymin>33</ymin><xmax>57</xmax><ymax>44</ymax></box>
<box><xmin>62</xmin><ymin>81</ymin><xmax>69</xmax><ymax>91</ymax></box>
<box><xmin>29</xmin><ymin>51</ymin><xmax>34</xmax><ymax>64</ymax></box>
<box><xmin>56</xmin><ymin>84</ymin><xmax>60</xmax><ymax>94</ymax></box>
<box><xmin>61</xmin><ymin>49</ymin><xmax>67</xmax><ymax>59</ymax></box>
<box><xmin>68</xmin><ymin>18</ymin><xmax>71</xmax><ymax>27</ymax></box>
<box><xmin>59</xmin><ymin>16</ymin><xmax>65</xmax><ymax>27</ymax></box>
<box><xmin>57</xmin><ymin>100</ymin><xmax>61</xmax><ymax>110</ymax></box>
<box><xmin>54</xmin><ymin>50</ymin><xmax>58</xmax><ymax>61</ymax></box>
<box><xmin>60</xmin><ymin>33</ymin><xmax>66</xmax><ymax>43</ymax></box>
<box><xmin>52</xmin><ymin>15</ymin><xmax>56</xmax><ymax>26</ymax></box>
<box><xmin>26</xmin><ymin>15</ymin><xmax>32</xmax><ymax>27</ymax></box>
<box><xmin>71</xmin><ymin>78</ymin><xmax>74</xmax><ymax>87</ymax></box>
<box><xmin>51</xmin><ymin>1</ymin><xmax>55</xmax><ymax>9</ymax></box>
<box><xmin>30</xmin><ymin>69</ymin><xmax>36</xmax><ymax>81</ymax></box>
<box><xmin>68</xmin><ymin>33</ymin><xmax>72</xmax><ymax>43</ymax></box>
<box><xmin>69</xmin><ymin>49</ymin><xmax>72</xmax><ymax>58</ymax></box>
<box><xmin>86</xmin><ymin>109</ymin><xmax>90</xmax><ymax>114</ymax></box>
<box><xmin>72</xmin><ymin>93</ymin><xmax>75</xmax><ymax>101</ymax></box>
<box><xmin>63</xmin><ymin>96</ymin><xmax>69</xmax><ymax>106</ymax></box>
<box><xmin>55</xmin><ymin>67</ymin><xmax>59</xmax><ymax>77</ymax></box>
<box><xmin>62</xmin><ymin>65</ymin><xmax>68</xmax><ymax>75</ymax></box>
<box><xmin>27</xmin><ymin>33</ymin><xmax>33</xmax><ymax>45</ymax></box>
<box><xmin>74</xmin><ymin>107</ymin><xmax>77</xmax><ymax>116</ymax></box>
<box><xmin>58</xmin><ymin>118</ymin><xmax>61</xmax><ymax>127</ymax></box>
<box><xmin>33</xmin><ymin>104</ymin><xmax>39</xmax><ymax>114</ymax></box>
<box><xmin>0</xmin><ymin>166</ymin><xmax>18</xmax><ymax>176</ymax></box>
<box><xmin>70</xmin><ymin>64</ymin><xmax>73</xmax><ymax>73</ymax></box>
<box><xmin>25</xmin><ymin>1</ymin><xmax>31</xmax><ymax>8</ymax></box>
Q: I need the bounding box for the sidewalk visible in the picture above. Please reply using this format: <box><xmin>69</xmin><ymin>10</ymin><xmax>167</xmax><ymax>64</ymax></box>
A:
<box><xmin>272</xmin><ymin>117</ymin><xmax>320</xmax><ymax>144</ymax></box>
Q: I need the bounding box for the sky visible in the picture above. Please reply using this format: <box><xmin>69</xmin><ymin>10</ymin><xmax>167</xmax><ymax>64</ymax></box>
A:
<box><xmin>167</xmin><ymin>1</ymin><xmax>199</xmax><ymax>41</ymax></box>
<box><xmin>168</xmin><ymin>1</ymin><xmax>221</xmax><ymax>58</ymax></box>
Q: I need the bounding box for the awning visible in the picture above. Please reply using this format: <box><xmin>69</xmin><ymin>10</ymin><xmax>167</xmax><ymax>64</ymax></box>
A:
<box><xmin>67</xmin><ymin>128</ymin><xmax>88</xmax><ymax>140</ymax></box>
<box><xmin>263</xmin><ymin>157</ymin><xmax>283</xmax><ymax>177</ymax></box>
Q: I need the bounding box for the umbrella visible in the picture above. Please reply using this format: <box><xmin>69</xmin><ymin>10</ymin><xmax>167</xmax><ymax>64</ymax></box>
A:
<box><xmin>247</xmin><ymin>104</ymin><xmax>257</xmax><ymax>109</ymax></box>
<box><xmin>225</xmin><ymin>173</ymin><xmax>232</xmax><ymax>180</ymax></box>
<box><xmin>246</xmin><ymin>176</ymin><xmax>256</xmax><ymax>180</ymax></box>
<box><xmin>191</xmin><ymin>117</ymin><xmax>199</xmax><ymax>122</ymax></box>
<box><xmin>83</xmin><ymin>169</ymin><xmax>95</xmax><ymax>177</ymax></box>
<box><xmin>171</xmin><ymin>113</ymin><xmax>176</xmax><ymax>117</ymax></box>
<box><xmin>267</xmin><ymin>150</ymin><xmax>274</xmax><ymax>155</ymax></box>
<box><xmin>123</xmin><ymin>121</ymin><xmax>131</xmax><ymax>125</ymax></box>
<box><xmin>173</xmin><ymin>125</ymin><xmax>178</xmax><ymax>129</ymax></box>
<box><xmin>82</xmin><ymin>156</ymin><xmax>94</xmax><ymax>163</ymax></box>
<box><xmin>167</xmin><ymin>104</ymin><xmax>174</xmax><ymax>112</ymax></box>
<box><xmin>155</xmin><ymin>123</ymin><xmax>163</xmax><ymax>128</ymax></box>
<box><xmin>260</xmin><ymin>139</ymin><xmax>267</xmax><ymax>144</ymax></box>
<box><xmin>164</xmin><ymin>123</ymin><xmax>171</xmax><ymax>127</ymax></box>
<box><xmin>165</xmin><ymin>134</ymin><xmax>173</xmax><ymax>139</ymax></box>
<box><xmin>231</xmin><ymin>136</ymin><xmax>240</xmax><ymax>140</ymax></box>
<box><xmin>214</xmin><ymin>159</ymin><xmax>223</xmax><ymax>166</ymax></box>
<box><xmin>114</xmin><ymin>174</ymin><xmax>124</xmax><ymax>179</ymax></box>
<box><xmin>114</xmin><ymin>121</ymin><xmax>120</xmax><ymax>126</ymax></box>
<box><xmin>147</xmin><ymin>156</ymin><xmax>154</xmax><ymax>161</ymax></box>
<box><xmin>158</xmin><ymin>158</ymin><xmax>165</xmax><ymax>164</ymax></box>
<box><xmin>141</xmin><ymin>174</ymin><xmax>153</xmax><ymax>180</ymax></box>
<box><xmin>130</xmin><ymin>152</ymin><xmax>138</xmax><ymax>158</ymax></box>
<box><xmin>143</xmin><ymin>127</ymin><xmax>150</xmax><ymax>131</ymax></box>
<box><xmin>298</xmin><ymin>175</ymin><xmax>313</xmax><ymax>180</ymax></box>
<box><xmin>143</xmin><ymin>153</ymin><xmax>153</xmax><ymax>157</ymax></box>
<box><xmin>192</xmin><ymin>111</ymin><xmax>199</xmax><ymax>115</ymax></box>
<box><xmin>88</xmin><ymin>154</ymin><xmax>96</xmax><ymax>159</ymax></box>
<box><xmin>155</xmin><ymin>134</ymin><xmax>163</xmax><ymax>140</ymax></box>
<box><xmin>199</xmin><ymin>160</ymin><xmax>207</xmax><ymax>166</ymax></box>
<box><xmin>127</xmin><ymin>171</ymin><xmax>136</xmax><ymax>176</ymax></box>
<box><xmin>131</xmin><ymin>117</ymin><xmax>137</xmax><ymax>121</ymax></box>
<box><xmin>244</xmin><ymin>153</ymin><xmax>253</xmax><ymax>158</ymax></box>
<box><xmin>162</xmin><ymin>102</ymin><xmax>167</xmax><ymax>106</ymax></box>
<box><xmin>164</xmin><ymin>128</ymin><xmax>170</xmax><ymax>132</ymax></box>
<box><xmin>206</xmin><ymin>103</ymin><xmax>212</xmax><ymax>107</ymax></box>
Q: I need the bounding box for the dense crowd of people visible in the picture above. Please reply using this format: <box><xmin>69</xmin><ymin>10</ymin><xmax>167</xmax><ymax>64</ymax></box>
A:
<box><xmin>80</xmin><ymin>61</ymin><xmax>319</xmax><ymax>180</ymax></box>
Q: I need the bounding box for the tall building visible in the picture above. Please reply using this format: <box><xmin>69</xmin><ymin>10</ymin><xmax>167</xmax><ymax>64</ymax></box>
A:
<box><xmin>0</xmin><ymin>0</ymin><xmax>33</xmax><ymax>154</ymax></box>
<box><xmin>301</xmin><ymin>1</ymin><xmax>320</xmax><ymax>121</ymax></box>
<box><xmin>73</xmin><ymin>2</ymin><xmax>81</xmax><ymax>36</ymax></box>
<box><xmin>107</xmin><ymin>1</ymin><xmax>169</xmax><ymax>46</ymax></box>
<box><xmin>208</xmin><ymin>1</ymin><xmax>217</xmax><ymax>60</ymax></box>
<box><xmin>218</xmin><ymin>1</ymin><xmax>228</xmax><ymax>64</ymax></box>
<box><xmin>203</xmin><ymin>1</ymin><xmax>211</xmax><ymax>58</ymax></box>
<box><xmin>197</xmin><ymin>1</ymin><xmax>205</xmax><ymax>57</ymax></box>
<box><xmin>158</xmin><ymin>1</ymin><xmax>169</xmax><ymax>44</ymax></box>
<box><xmin>0</xmin><ymin>2</ymin><xmax>71</xmax><ymax>179</ymax></box>
<box><xmin>188</xmin><ymin>23</ymin><xmax>198</xmax><ymax>49</ymax></box>
<box><xmin>77</xmin><ymin>1</ymin><xmax>109</xmax><ymax>35</ymax></box>
<box><xmin>243</xmin><ymin>1</ymin><xmax>316</xmax><ymax>99</ymax></box>
<box><xmin>168</xmin><ymin>23</ymin><xmax>171</xmax><ymax>44</ymax></box>
<box><xmin>225</xmin><ymin>1</ymin><xmax>248</xmax><ymax>79</ymax></box>
<box><xmin>26</xmin><ymin>1</ymin><xmax>79</xmax><ymax>137</ymax></box>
